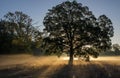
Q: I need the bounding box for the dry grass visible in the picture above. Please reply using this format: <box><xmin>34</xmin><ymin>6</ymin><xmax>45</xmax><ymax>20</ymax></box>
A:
<box><xmin>0</xmin><ymin>54</ymin><xmax>120</xmax><ymax>78</ymax></box>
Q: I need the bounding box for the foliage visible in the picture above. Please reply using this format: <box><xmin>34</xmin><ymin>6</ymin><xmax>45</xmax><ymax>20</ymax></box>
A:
<box><xmin>0</xmin><ymin>20</ymin><xmax>13</xmax><ymax>52</ymax></box>
<box><xmin>43</xmin><ymin>1</ymin><xmax>114</xmax><ymax>64</ymax></box>
<box><xmin>0</xmin><ymin>11</ymin><xmax>42</xmax><ymax>54</ymax></box>
<box><xmin>100</xmin><ymin>44</ymin><xmax>120</xmax><ymax>56</ymax></box>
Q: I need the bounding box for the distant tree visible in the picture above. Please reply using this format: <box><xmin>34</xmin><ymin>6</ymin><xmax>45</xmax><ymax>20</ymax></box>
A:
<box><xmin>0</xmin><ymin>11</ymin><xmax>41</xmax><ymax>53</ymax></box>
<box><xmin>0</xmin><ymin>20</ymin><xmax>13</xmax><ymax>53</ymax></box>
<box><xmin>43</xmin><ymin>1</ymin><xmax>114</xmax><ymax>65</ymax></box>
<box><xmin>100</xmin><ymin>44</ymin><xmax>120</xmax><ymax>56</ymax></box>
<box><xmin>112</xmin><ymin>44</ymin><xmax>120</xmax><ymax>54</ymax></box>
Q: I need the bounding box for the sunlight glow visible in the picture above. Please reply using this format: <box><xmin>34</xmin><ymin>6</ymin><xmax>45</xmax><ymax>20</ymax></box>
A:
<box><xmin>61</xmin><ymin>57</ymin><xmax>78</xmax><ymax>60</ymax></box>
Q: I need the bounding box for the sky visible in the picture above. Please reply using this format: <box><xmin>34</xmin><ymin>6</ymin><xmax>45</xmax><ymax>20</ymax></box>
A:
<box><xmin>0</xmin><ymin>0</ymin><xmax>120</xmax><ymax>45</ymax></box>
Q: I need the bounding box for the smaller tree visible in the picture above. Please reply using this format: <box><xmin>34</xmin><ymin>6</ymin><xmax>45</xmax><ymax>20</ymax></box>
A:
<box><xmin>0</xmin><ymin>20</ymin><xmax>13</xmax><ymax>53</ymax></box>
<box><xmin>112</xmin><ymin>44</ymin><xmax>120</xmax><ymax>55</ymax></box>
<box><xmin>0</xmin><ymin>11</ymin><xmax>41</xmax><ymax>53</ymax></box>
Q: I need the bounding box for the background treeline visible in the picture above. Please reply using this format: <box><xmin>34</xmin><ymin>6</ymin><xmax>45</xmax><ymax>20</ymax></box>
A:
<box><xmin>0</xmin><ymin>11</ymin><xmax>42</xmax><ymax>54</ymax></box>
<box><xmin>100</xmin><ymin>44</ymin><xmax>120</xmax><ymax>56</ymax></box>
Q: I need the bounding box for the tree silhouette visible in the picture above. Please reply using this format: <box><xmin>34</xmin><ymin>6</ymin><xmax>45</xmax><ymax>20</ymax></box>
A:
<box><xmin>43</xmin><ymin>1</ymin><xmax>114</xmax><ymax>65</ymax></box>
<box><xmin>0</xmin><ymin>20</ymin><xmax>13</xmax><ymax>52</ymax></box>
<box><xmin>0</xmin><ymin>11</ymin><xmax>41</xmax><ymax>53</ymax></box>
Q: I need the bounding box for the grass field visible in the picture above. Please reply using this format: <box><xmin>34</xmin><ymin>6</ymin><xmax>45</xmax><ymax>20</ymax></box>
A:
<box><xmin>0</xmin><ymin>54</ymin><xmax>120</xmax><ymax>78</ymax></box>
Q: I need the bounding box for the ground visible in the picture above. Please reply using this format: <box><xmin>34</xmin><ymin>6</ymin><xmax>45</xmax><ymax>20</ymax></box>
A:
<box><xmin>0</xmin><ymin>54</ymin><xmax>120</xmax><ymax>78</ymax></box>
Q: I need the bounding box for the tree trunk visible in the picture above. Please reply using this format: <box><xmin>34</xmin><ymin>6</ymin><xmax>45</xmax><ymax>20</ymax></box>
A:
<box><xmin>68</xmin><ymin>51</ymin><xmax>73</xmax><ymax>65</ymax></box>
<box><xmin>68</xmin><ymin>43</ymin><xmax>74</xmax><ymax>65</ymax></box>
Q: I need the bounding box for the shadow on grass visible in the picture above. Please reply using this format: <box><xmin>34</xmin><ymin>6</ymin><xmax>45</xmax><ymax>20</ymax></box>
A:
<box><xmin>0</xmin><ymin>65</ymin><xmax>49</xmax><ymax>78</ymax></box>
<box><xmin>0</xmin><ymin>62</ymin><xmax>119</xmax><ymax>78</ymax></box>
<box><xmin>49</xmin><ymin>65</ymin><xmax>72</xmax><ymax>78</ymax></box>
<box><xmin>49</xmin><ymin>63</ymin><xmax>120</xmax><ymax>78</ymax></box>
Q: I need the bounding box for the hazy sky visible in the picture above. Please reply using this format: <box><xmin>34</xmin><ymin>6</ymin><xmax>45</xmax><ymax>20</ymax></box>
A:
<box><xmin>0</xmin><ymin>0</ymin><xmax>120</xmax><ymax>45</ymax></box>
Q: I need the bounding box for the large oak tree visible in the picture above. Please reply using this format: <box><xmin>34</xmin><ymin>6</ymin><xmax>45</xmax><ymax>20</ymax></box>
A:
<box><xmin>43</xmin><ymin>1</ymin><xmax>114</xmax><ymax>65</ymax></box>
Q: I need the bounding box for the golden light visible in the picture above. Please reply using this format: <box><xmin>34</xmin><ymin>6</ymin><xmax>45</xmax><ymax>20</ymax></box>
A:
<box><xmin>60</xmin><ymin>57</ymin><xmax>78</xmax><ymax>60</ymax></box>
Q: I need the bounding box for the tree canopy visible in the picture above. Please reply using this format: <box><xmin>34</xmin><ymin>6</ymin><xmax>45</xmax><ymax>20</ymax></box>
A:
<box><xmin>0</xmin><ymin>11</ymin><xmax>42</xmax><ymax>53</ymax></box>
<box><xmin>43</xmin><ymin>1</ymin><xmax>114</xmax><ymax>65</ymax></box>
